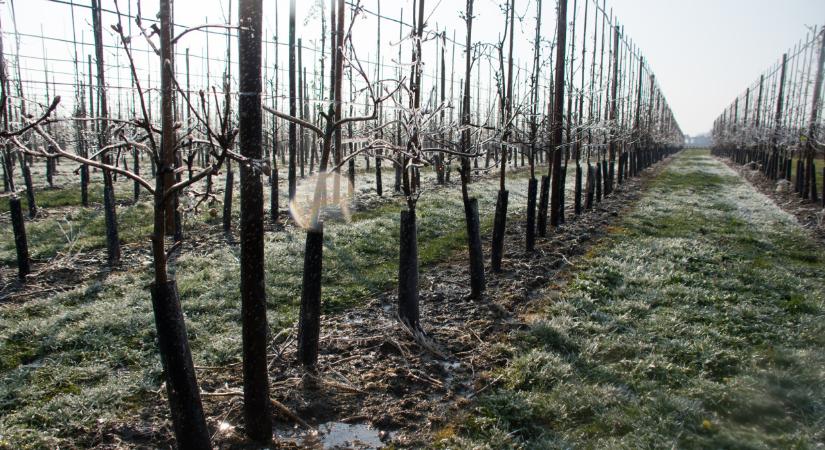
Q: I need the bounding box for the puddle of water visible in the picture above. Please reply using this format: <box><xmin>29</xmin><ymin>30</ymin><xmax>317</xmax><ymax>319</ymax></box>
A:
<box><xmin>438</xmin><ymin>360</ymin><xmax>461</xmax><ymax>372</ymax></box>
<box><xmin>299</xmin><ymin>422</ymin><xmax>385</xmax><ymax>449</ymax></box>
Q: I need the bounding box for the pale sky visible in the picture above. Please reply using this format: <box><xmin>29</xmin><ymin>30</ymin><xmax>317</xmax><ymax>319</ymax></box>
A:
<box><xmin>3</xmin><ymin>0</ymin><xmax>824</xmax><ymax>137</ymax></box>
<box><xmin>607</xmin><ymin>0</ymin><xmax>825</xmax><ymax>136</ymax></box>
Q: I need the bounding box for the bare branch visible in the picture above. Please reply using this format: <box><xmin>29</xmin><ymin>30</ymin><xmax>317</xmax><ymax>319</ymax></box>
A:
<box><xmin>0</xmin><ymin>96</ymin><xmax>60</xmax><ymax>138</ymax></box>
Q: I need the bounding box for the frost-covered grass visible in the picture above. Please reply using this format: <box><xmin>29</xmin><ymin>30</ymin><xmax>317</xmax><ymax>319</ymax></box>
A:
<box><xmin>445</xmin><ymin>149</ymin><xmax>825</xmax><ymax>448</ymax></box>
<box><xmin>0</xmin><ymin>164</ymin><xmax>547</xmax><ymax>447</ymax></box>
<box><xmin>0</xmin><ymin>199</ymin><xmax>154</xmax><ymax>265</ymax></box>
<box><xmin>0</xmin><ymin>180</ymin><xmax>137</xmax><ymax>214</ymax></box>
<box><xmin>0</xmin><ymin>161</ymin><xmax>545</xmax><ymax>264</ymax></box>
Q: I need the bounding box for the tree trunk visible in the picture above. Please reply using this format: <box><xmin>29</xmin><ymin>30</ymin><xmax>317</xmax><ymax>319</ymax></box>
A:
<box><xmin>150</xmin><ymin>281</ymin><xmax>211</xmax><ymax>449</ymax></box>
<box><xmin>490</xmin><ymin>189</ymin><xmax>508</xmax><ymax>272</ymax></box>
<box><xmin>10</xmin><ymin>197</ymin><xmax>30</xmax><ymax>280</ymax></box>
<box><xmin>297</xmin><ymin>225</ymin><xmax>323</xmax><ymax>368</ymax></box>
<box><xmin>1</xmin><ymin>153</ymin><xmax>9</xmax><ymax>193</ymax></box>
<box><xmin>574</xmin><ymin>162</ymin><xmax>582</xmax><ymax>215</ymax></box>
<box><xmin>398</xmin><ymin>209</ymin><xmax>420</xmax><ymax>329</ymax></box>
<box><xmin>46</xmin><ymin>154</ymin><xmax>54</xmax><ymax>187</ymax></box>
<box><xmin>464</xmin><ymin>197</ymin><xmax>485</xmax><ymax>298</ymax></box>
<box><xmin>606</xmin><ymin>25</ymin><xmax>620</xmax><ymax>196</ymax></box>
<box><xmin>223</xmin><ymin>161</ymin><xmax>234</xmax><ymax>233</ymax></box>
<box><xmin>559</xmin><ymin>161</ymin><xmax>567</xmax><ymax>224</ymax></box>
<box><xmin>375</xmin><ymin>157</ymin><xmax>383</xmax><ymax>196</ymax></box>
<box><xmin>20</xmin><ymin>158</ymin><xmax>36</xmax><ymax>218</ymax></box>
<box><xmin>491</xmin><ymin>0</ymin><xmax>516</xmax><ymax>269</ymax></box>
<box><xmin>133</xmin><ymin>147</ymin><xmax>141</xmax><ymax>202</ymax></box>
<box><xmin>526</xmin><ymin>177</ymin><xmax>537</xmax><ymax>251</ymax></box>
<box><xmin>585</xmin><ymin>163</ymin><xmax>594</xmax><ymax>210</ymax></box>
<box><xmin>270</xmin><ymin>155</ymin><xmax>279</xmax><ymax>224</ymax></box>
<box><xmin>537</xmin><ymin>174</ymin><xmax>550</xmax><ymax>237</ymax></box>
<box><xmin>295</xmin><ymin>0</ymin><xmax>344</xmax><ymax>370</ymax></box>
<box><xmin>103</xmin><ymin>178</ymin><xmax>121</xmax><ymax>265</ymax></box>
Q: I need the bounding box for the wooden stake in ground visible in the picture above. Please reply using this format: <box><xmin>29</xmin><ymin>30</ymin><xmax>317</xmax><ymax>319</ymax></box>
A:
<box><xmin>289</xmin><ymin>0</ymin><xmax>297</xmax><ymax>201</ymax></box>
<box><xmin>92</xmin><ymin>0</ymin><xmax>121</xmax><ymax>265</ymax></box>
<box><xmin>549</xmin><ymin>0</ymin><xmax>569</xmax><ymax>228</ymax></box>
<box><xmin>0</xmin><ymin>27</ymin><xmax>29</xmax><ymax>279</ymax></box>
<box><xmin>9</xmin><ymin>197</ymin><xmax>30</xmax><ymax>280</ymax></box>
<box><xmin>0</xmin><ymin>13</ymin><xmax>14</xmax><ymax>195</ymax></box>
<box><xmin>490</xmin><ymin>0</ymin><xmax>516</xmax><ymax>273</ymax></box>
<box><xmin>238</xmin><ymin>0</ymin><xmax>272</xmax><ymax>442</ymax></box>
<box><xmin>804</xmin><ymin>30</ymin><xmax>824</xmax><ymax>202</ymax></box>
<box><xmin>223</xmin><ymin>7</ymin><xmax>234</xmax><ymax>233</ymax></box>
<box><xmin>771</xmin><ymin>53</ymin><xmax>788</xmax><ymax>181</ymax></box>
<box><xmin>459</xmin><ymin>0</ymin><xmax>485</xmax><ymax>299</ymax></box>
<box><xmin>271</xmin><ymin>0</ymin><xmax>280</xmax><ymax>223</ymax></box>
<box><xmin>398</xmin><ymin>0</ymin><xmax>427</xmax><ymax>328</ymax></box>
<box><xmin>526</xmin><ymin>0</ymin><xmax>542</xmax><ymax>251</ymax></box>
<box><xmin>375</xmin><ymin>0</ymin><xmax>383</xmax><ymax>196</ymax></box>
<box><xmin>574</xmin><ymin>0</ymin><xmax>589</xmax><ymax>216</ymax></box>
<box><xmin>606</xmin><ymin>24</ymin><xmax>620</xmax><ymax>195</ymax></box>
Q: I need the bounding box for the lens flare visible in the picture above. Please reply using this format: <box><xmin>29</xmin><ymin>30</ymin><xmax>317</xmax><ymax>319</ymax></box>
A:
<box><xmin>288</xmin><ymin>171</ymin><xmax>354</xmax><ymax>229</ymax></box>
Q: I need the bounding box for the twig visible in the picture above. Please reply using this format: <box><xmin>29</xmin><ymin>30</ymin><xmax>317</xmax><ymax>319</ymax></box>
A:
<box><xmin>271</xmin><ymin>398</ymin><xmax>312</xmax><ymax>429</ymax></box>
<box><xmin>468</xmin><ymin>373</ymin><xmax>505</xmax><ymax>399</ymax></box>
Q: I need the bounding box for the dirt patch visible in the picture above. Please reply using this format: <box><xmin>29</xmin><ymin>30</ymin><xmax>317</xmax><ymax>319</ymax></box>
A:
<box><xmin>0</xmin><ymin>241</ymin><xmax>141</xmax><ymax>304</ymax></box>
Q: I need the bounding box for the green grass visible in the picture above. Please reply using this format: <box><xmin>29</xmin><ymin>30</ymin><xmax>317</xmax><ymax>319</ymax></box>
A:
<box><xmin>0</xmin><ymin>166</ymin><xmax>545</xmax><ymax>447</ymax></box>
<box><xmin>445</xmin><ymin>149</ymin><xmax>825</xmax><ymax>448</ymax></box>
<box><xmin>0</xmin><ymin>199</ymin><xmax>154</xmax><ymax>265</ymax></box>
<box><xmin>0</xmin><ymin>181</ymin><xmax>137</xmax><ymax>213</ymax></box>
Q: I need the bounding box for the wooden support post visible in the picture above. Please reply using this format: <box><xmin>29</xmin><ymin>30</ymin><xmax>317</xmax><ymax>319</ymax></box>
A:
<box><xmin>772</xmin><ymin>53</ymin><xmax>788</xmax><ymax>181</ymax></box>
<box><xmin>550</xmin><ymin>0</ymin><xmax>569</xmax><ymax>227</ymax></box>
<box><xmin>92</xmin><ymin>0</ymin><xmax>120</xmax><ymax>265</ymax></box>
<box><xmin>804</xmin><ymin>30</ymin><xmax>824</xmax><ymax>202</ymax></box>
<box><xmin>288</xmin><ymin>0</ymin><xmax>297</xmax><ymax>201</ymax></box>
<box><xmin>606</xmin><ymin>24</ymin><xmax>619</xmax><ymax>195</ymax></box>
<box><xmin>238</xmin><ymin>0</ymin><xmax>272</xmax><ymax>441</ymax></box>
<box><xmin>9</xmin><ymin>197</ymin><xmax>30</xmax><ymax>280</ymax></box>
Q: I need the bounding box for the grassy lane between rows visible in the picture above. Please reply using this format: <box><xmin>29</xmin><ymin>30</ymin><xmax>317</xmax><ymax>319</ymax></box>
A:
<box><xmin>445</xmin><ymin>149</ymin><xmax>825</xmax><ymax>448</ymax></box>
<box><xmin>0</xmin><ymin>167</ymin><xmax>544</xmax><ymax>447</ymax></box>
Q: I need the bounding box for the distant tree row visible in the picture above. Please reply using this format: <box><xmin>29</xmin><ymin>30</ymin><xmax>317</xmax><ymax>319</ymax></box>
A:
<box><xmin>0</xmin><ymin>0</ymin><xmax>682</xmax><ymax>446</ymax></box>
<box><xmin>713</xmin><ymin>26</ymin><xmax>825</xmax><ymax>203</ymax></box>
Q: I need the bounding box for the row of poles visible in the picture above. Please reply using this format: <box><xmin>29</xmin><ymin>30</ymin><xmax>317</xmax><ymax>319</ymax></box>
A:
<box><xmin>0</xmin><ymin>0</ymin><xmax>682</xmax><ymax>214</ymax></box>
<box><xmin>712</xmin><ymin>26</ymin><xmax>825</xmax><ymax>204</ymax></box>
<box><xmin>0</xmin><ymin>0</ymin><xmax>683</xmax><ymax>447</ymax></box>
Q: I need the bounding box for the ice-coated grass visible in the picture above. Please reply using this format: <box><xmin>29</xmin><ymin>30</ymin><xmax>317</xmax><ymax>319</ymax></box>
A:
<box><xmin>0</xmin><ymin>199</ymin><xmax>154</xmax><ymax>265</ymax></box>
<box><xmin>444</xmin><ymin>149</ymin><xmax>825</xmax><ymax>448</ymax></box>
<box><xmin>0</xmin><ymin>158</ymin><xmax>559</xmax><ymax>264</ymax></box>
<box><xmin>0</xmin><ymin>163</ymin><xmax>555</xmax><ymax>447</ymax></box>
